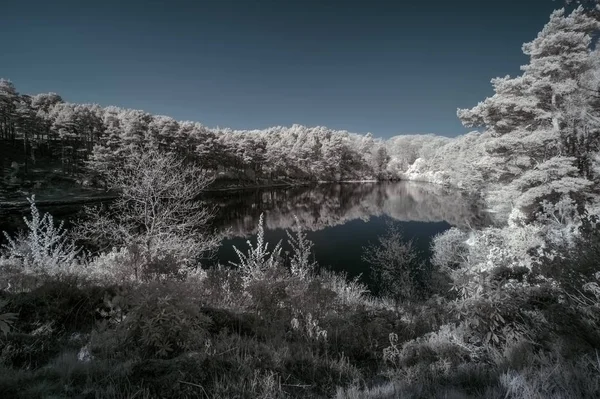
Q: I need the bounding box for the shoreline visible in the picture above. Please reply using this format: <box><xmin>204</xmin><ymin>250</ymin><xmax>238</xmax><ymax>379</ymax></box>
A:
<box><xmin>0</xmin><ymin>178</ymin><xmax>475</xmax><ymax>209</ymax></box>
<box><xmin>0</xmin><ymin>178</ymin><xmax>435</xmax><ymax>209</ymax></box>
<box><xmin>0</xmin><ymin>194</ymin><xmax>118</xmax><ymax>212</ymax></box>
<box><xmin>205</xmin><ymin>179</ymin><xmax>395</xmax><ymax>192</ymax></box>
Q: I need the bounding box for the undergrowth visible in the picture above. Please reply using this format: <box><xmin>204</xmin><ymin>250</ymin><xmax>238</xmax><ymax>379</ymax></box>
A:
<box><xmin>1</xmin><ymin>208</ymin><xmax>600</xmax><ymax>398</ymax></box>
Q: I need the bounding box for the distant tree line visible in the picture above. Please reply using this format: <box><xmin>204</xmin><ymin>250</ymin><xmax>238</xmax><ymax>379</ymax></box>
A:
<box><xmin>0</xmin><ymin>82</ymin><xmax>392</xmax><ymax>186</ymax></box>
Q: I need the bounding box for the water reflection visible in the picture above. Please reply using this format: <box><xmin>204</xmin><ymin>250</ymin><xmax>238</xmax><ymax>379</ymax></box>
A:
<box><xmin>208</xmin><ymin>181</ymin><xmax>490</xmax><ymax>238</ymax></box>
<box><xmin>0</xmin><ymin>181</ymin><xmax>489</xmax><ymax>290</ymax></box>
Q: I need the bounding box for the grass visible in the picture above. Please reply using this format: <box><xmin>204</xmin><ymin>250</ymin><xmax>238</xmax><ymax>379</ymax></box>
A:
<box><xmin>1</xmin><ymin>215</ymin><xmax>600</xmax><ymax>398</ymax></box>
<box><xmin>1</xmin><ymin>261</ymin><xmax>598</xmax><ymax>399</ymax></box>
<box><xmin>0</xmin><ymin>266</ymin><xmax>413</xmax><ymax>398</ymax></box>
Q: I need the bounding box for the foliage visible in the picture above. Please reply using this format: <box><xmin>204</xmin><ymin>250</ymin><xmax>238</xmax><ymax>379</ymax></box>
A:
<box><xmin>362</xmin><ymin>224</ymin><xmax>425</xmax><ymax>307</ymax></box>
<box><xmin>287</xmin><ymin>216</ymin><xmax>317</xmax><ymax>279</ymax></box>
<box><xmin>0</xmin><ymin>300</ymin><xmax>17</xmax><ymax>337</ymax></box>
<box><xmin>230</xmin><ymin>213</ymin><xmax>283</xmax><ymax>285</ymax></box>
<box><xmin>1</xmin><ymin>76</ymin><xmax>393</xmax><ymax>185</ymax></box>
<box><xmin>76</xmin><ymin>149</ymin><xmax>219</xmax><ymax>279</ymax></box>
<box><xmin>1</xmin><ymin>196</ymin><xmax>81</xmax><ymax>273</ymax></box>
<box><xmin>111</xmin><ymin>282</ymin><xmax>213</xmax><ymax>359</ymax></box>
<box><xmin>2</xmin><ymin>5</ymin><xmax>600</xmax><ymax>399</ymax></box>
<box><xmin>430</xmin><ymin>227</ymin><xmax>470</xmax><ymax>270</ymax></box>
<box><xmin>319</xmin><ymin>270</ymin><xmax>370</xmax><ymax>308</ymax></box>
<box><xmin>0</xmin><ymin>206</ymin><xmax>600</xmax><ymax>398</ymax></box>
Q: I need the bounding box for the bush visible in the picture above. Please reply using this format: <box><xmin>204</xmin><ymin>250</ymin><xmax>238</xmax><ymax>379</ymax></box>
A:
<box><xmin>230</xmin><ymin>213</ymin><xmax>283</xmax><ymax>286</ymax></box>
<box><xmin>287</xmin><ymin>216</ymin><xmax>317</xmax><ymax>279</ymax></box>
<box><xmin>319</xmin><ymin>270</ymin><xmax>370</xmax><ymax>309</ymax></box>
<box><xmin>362</xmin><ymin>225</ymin><xmax>426</xmax><ymax>308</ymax></box>
<box><xmin>1</xmin><ymin>196</ymin><xmax>81</xmax><ymax>274</ymax></box>
<box><xmin>431</xmin><ymin>227</ymin><xmax>470</xmax><ymax>270</ymax></box>
<box><xmin>111</xmin><ymin>282</ymin><xmax>213</xmax><ymax>359</ymax></box>
<box><xmin>3</xmin><ymin>278</ymin><xmax>108</xmax><ymax>334</ymax></box>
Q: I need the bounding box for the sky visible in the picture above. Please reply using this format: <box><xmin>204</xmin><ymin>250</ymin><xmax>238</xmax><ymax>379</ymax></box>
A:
<box><xmin>1</xmin><ymin>0</ymin><xmax>564</xmax><ymax>138</ymax></box>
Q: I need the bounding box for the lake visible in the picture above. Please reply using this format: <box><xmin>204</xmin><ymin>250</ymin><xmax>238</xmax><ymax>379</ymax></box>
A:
<box><xmin>0</xmin><ymin>181</ymin><xmax>489</xmax><ymax>289</ymax></box>
<box><xmin>206</xmin><ymin>181</ymin><xmax>489</xmax><ymax>288</ymax></box>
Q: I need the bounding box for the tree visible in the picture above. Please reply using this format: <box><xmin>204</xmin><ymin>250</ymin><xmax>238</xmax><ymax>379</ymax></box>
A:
<box><xmin>30</xmin><ymin>92</ymin><xmax>63</xmax><ymax>156</ymax></box>
<box><xmin>1</xmin><ymin>78</ymin><xmax>404</xmax><ymax>185</ymax></box>
<box><xmin>77</xmin><ymin>149</ymin><xmax>219</xmax><ymax>280</ymax></box>
<box><xmin>362</xmin><ymin>225</ymin><xmax>425</xmax><ymax>309</ymax></box>
<box><xmin>14</xmin><ymin>95</ymin><xmax>38</xmax><ymax>177</ymax></box>
<box><xmin>0</xmin><ymin>79</ymin><xmax>17</xmax><ymax>142</ymax></box>
<box><xmin>371</xmin><ymin>145</ymin><xmax>390</xmax><ymax>179</ymax></box>
<box><xmin>457</xmin><ymin>6</ymin><xmax>600</xmax><ymax>220</ymax></box>
<box><xmin>86</xmin><ymin>106</ymin><xmax>124</xmax><ymax>182</ymax></box>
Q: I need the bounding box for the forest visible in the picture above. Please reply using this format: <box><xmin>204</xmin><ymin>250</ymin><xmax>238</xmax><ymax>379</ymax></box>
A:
<box><xmin>1</xmin><ymin>3</ymin><xmax>600</xmax><ymax>399</ymax></box>
<box><xmin>0</xmin><ymin>84</ymin><xmax>393</xmax><ymax>188</ymax></box>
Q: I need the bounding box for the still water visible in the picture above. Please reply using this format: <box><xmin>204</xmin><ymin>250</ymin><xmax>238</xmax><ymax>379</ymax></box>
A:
<box><xmin>0</xmin><ymin>182</ymin><xmax>489</xmax><ymax>289</ymax></box>
<box><xmin>207</xmin><ymin>181</ymin><xmax>489</xmax><ymax>287</ymax></box>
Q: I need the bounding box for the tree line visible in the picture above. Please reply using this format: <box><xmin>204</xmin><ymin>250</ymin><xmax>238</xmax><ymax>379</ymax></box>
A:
<box><xmin>0</xmin><ymin>83</ymin><xmax>392</xmax><ymax>186</ymax></box>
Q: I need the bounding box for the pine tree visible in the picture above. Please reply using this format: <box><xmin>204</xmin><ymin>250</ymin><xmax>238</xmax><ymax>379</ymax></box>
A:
<box><xmin>457</xmin><ymin>7</ymin><xmax>600</xmax><ymax>219</ymax></box>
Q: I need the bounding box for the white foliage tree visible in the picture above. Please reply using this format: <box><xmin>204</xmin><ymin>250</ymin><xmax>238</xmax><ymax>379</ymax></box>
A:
<box><xmin>78</xmin><ymin>149</ymin><xmax>218</xmax><ymax>280</ymax></box>
<box><xmin>457</xmin><ymin>6</ymin><xmax>600</xmax><ymax>220</ymax></box>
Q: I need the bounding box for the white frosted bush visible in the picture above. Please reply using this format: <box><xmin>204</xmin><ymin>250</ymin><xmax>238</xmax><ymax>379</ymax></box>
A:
<box><xmin>320</xmin><ymin>270</ymin><xmax>370</xmax><ymax>307</ymax></box>
<box><xmin>431</xmin><ymin>227</ymin><xmax>470</xmax><ymax>270</ymax></box>
<box><xmin>230</xmin><ymin>213</ymin><xmax>282</xmax><ymax>285</ymax></box>
<box><xmin>1</xmin><ymin>196</ymin><xmax>81</xmax><ymax>273</ymax></box>
<box><xmin>83</xmin><ymin>247</ymin><xmax>139</xmax><ymax>283</ymax></box>
<box><xmin>383</xmin><ymin>323</ymin><xmax>482</xmax><ymax>369</ymax></box>
<box><xmin>286</xmin><ymin>216</ymin><xmax>317</xmax><ymax>279</ymax></box>
<box><xmin>458</xmin><ymin>225</ymin><xmax>544</xmax><ymax>273</ymax></box>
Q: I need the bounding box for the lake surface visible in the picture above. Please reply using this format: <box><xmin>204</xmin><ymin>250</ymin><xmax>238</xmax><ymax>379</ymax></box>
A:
<box><xmin>0</xmin><ymin>182</ymin><xmax>489</xmax><ymax>289</ymax></box>
<box><xmin>206</xmin><ymin>182</ymin><xmax>489</xmax><ymax>288</ymax></box>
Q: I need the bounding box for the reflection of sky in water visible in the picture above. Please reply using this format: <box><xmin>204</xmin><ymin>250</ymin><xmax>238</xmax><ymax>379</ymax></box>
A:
<box><xmin>211</xmin><ymin>181</ymin><xmax>489</xmax><ymax>290</ymax></box>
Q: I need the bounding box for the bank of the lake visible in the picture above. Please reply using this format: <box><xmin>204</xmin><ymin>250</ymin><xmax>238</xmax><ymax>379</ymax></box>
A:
<box><xmin>1</xmin><ymin>181</ymin><xmax>490</xmax><ymax>292</ymax></box>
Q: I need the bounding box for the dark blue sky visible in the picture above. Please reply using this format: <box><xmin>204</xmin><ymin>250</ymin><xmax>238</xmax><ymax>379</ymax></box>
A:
<box><xmin>1</xmin><ymin>0</ymin><xmax>562</xmax><ymax>138</ymax></box>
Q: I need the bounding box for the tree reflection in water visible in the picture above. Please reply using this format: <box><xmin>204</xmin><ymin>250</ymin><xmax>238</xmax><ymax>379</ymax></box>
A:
<box><xmin>209</xmin><ymin>181</ymin><xmax>490</xmax><ymax>288</ymax></box>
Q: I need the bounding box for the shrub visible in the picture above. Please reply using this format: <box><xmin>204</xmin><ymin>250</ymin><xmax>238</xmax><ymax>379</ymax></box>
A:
<box><xmin>431</xmin><ymin>227</ymin><xmax>470</xmax><ymax>271</ymax></box>
<box><xmin>498</xmin><ymin>352</ymin><xmax>600</xmax><ymax>399</ymax></box>
<box><xmin>114</xmin><ymin>282</ymin><xmax>212</xmax><ymax>359</ymax></box>
<box><xmin>1</xmin><ymin>196</ymin><xmax>81</xmax><ymax>274</ymax></box>
<box><xmin>362</xmin><ymin>224</ymin><xmax>425</xmax><ymax>308</ymax></box>
<box><xmin>4</xmin><ymin>278</ymin><xmax>109</xmax><ymax>334</ymax></box>
<box><xmin>201</xmin><ymin>265</ymin><xmax>245</xmax><ymax>308</ymax></box>
<box><xmin>230</xmin><ymin>213</ymin><xmax>283</xmax><ymax>286</ymax></box>
<box><xmin>287</xmin><ymin>216</ymin><xmax>317</xmax><ymax>279</ymax></box>
<box><xmin>384</xmin><ymin>324</ymin><xmax>481</xmax><ymax>370</ymax></box>
<box><xmin>245</xmin><ymin>268</ymin><xmax>290</xmax><ymax>319</ymax></box>
<box><xmin>319</xmin><ymin>270</ymin><xmax>370</xmax><ymax>309</ymax></box>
